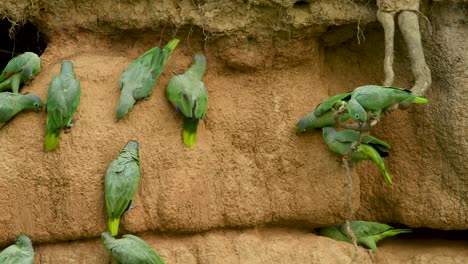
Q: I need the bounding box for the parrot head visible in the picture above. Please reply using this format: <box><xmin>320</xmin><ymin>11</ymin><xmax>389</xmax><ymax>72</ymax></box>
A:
<box><xmin>61</xmin><ymin>60</ymin><xmax>76</xmax><ymax>78</ymax></box>
<box><xmin>101</xmin><ymin>232</ymin><xmax>112</xmax><ymax>241</ymax></box>
<box><xmin>23</xmin><ymin>94</ymin><xmax>44</xmax><ymax>111</ymax></box>
<box><xmin>122</xmin><ymin>140</ymin><xmax>140</xmax><ymax>157</ymax></box>
<box><xmin>348</xmin><ymin>98</ymin><xmax>367</xmax><ymax>123</ymax></box>
<box><xmin>15</xmin><ymin>234</ymin><xmax>32</xmax><ymax>249</ymax></box>
<box><xmin>295</xmin><ymin>116</ymin><xmax>313</xmax><ymax>134</ymax></box>
<box><xmin>21</xmin><ymin>64</ymin><xmax>34</xmax><ymax>81</ymax></box>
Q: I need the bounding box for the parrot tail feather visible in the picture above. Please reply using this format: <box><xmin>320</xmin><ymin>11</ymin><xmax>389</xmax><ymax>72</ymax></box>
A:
<box><xmin>45</xmin><ymin>133</ymin><xmax>60</xmax><ymax>151</ymax></box>
<box><xmin>108</xmin><ymin>218</ymin><xmax>120</xmax><ymax>237</ymax></box>
<box><xmin>385</xmin><ymin>229</ymin><xmax>412</xmax><ymax>237</ymax></box>
<box><xmin>183</xmin><ymin>117</ymin><xmax>199</xmax><ymax>147</ymax></box>
<box><xmin>407</xmin><ymin>96</ymin><xmax>429</xmax><ymax>104</ymax></box>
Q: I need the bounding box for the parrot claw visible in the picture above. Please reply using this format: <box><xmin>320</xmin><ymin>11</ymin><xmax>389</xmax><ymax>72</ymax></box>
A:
<box><xmin>65</xmin><ymin>119</ymin><xmax>77</xmax><ymax>132</ymax></box>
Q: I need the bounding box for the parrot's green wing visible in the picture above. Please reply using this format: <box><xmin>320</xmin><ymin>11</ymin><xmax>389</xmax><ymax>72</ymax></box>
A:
<box><xmin>121</xmin><ymin>235</ymin><xmax>166</xmax><ymax>263</ymax></box>
<box><xmin>296</xmin><ymin>111</ymin><xmax>350</xmax><ymax>134</ymax></box>
<box><xmin>0</xmin><ymin>93</ymin><xmax>21</xmax><ymax>124</ymax></box>
<box><xmin>333</xmin><ymin>130</ymin><xmax>391</xmax><ymax>151</ymax></box>
<box><xmin>314</xmin><ymin>92</ymin><xmax>352</xmax><ymax>117</ymax></box>
<box><xmin>337</xmin><ymin>221</ymin><xmax>411</xmax><ymax>251</ymax></box>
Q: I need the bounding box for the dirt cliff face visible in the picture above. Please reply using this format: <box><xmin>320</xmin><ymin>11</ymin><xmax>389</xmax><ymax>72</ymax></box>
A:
<box><xmin>0</xmin><ymin>0</ymin><xmax>467</xmax><ymax>263</ymax></box>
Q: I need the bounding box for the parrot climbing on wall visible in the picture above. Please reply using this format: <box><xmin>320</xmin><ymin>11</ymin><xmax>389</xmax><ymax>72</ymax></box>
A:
<box><xmin>102</xmin><ymin>232</ymin><xmax>165</xmax><ymax>264</ymax></box>
<box><xmin>117</xmin><ymin>39</ymin><xmax>179</xmax><ymax>119</ymax></box>
<box><xmin>347</xmin><ymin>85</ymin><xmax>429</xmax><ymax>124</ymax></box>
<box><xmin>166</xmin><ymin>53</ymin><xmax>208</xmax><ymax>147</ymax></box>
<box><xmin>0</xmin><ymin>92</ymin><xmax>43</xmax><ymax>128</ymax></box>
<box><xmin>313</xmin><ymin>92</ymin><xmax>352</xmax><ymax>117</ymax></box>
<box><xmin>295</xmin><ymin>111</ymin><xmax>350</xmax><ymax>134</ymax></box>
<box><xmin>0</xmin><ymin>234</ymin><xmax>34</xmax><ymax>264</ymax></box>
<box><xmin>296</xmin><ymin>92</ymin><xmax>352</xmax><ymax>134</ymax></box>
<box><xmin>45</xmin><ymin>61</ymin><xmax>81</xmax><ymax>151</ymax></box>
<box><xmin>0</xmin><ymin>52</ymin><xmax>41</xmax><ymax>93</ymax></box>
<box><xmin>322</xmin><ymin>126</ymin><xmax>393</xmax><ymax>185</ymax></box>
<box><xmin>105</xmin><ymin>140</ymin><xmax>140</xmax><ymax>236</ymax></box>
<box><xmin>317</xmin><ymin>221</ymin><xmax>412</xmax><ymax>251</ymax></box>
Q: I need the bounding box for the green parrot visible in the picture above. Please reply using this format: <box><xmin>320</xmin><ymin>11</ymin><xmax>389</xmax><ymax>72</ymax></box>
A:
<box><xmin>117</xmin><ymin>39</ymin><xmax>179</xmax><ymax>119</ymax></box>
<box><xmin>295</xmin><ymin>111</ymin><xmax>350</xmax><ymax>134</ymax></box>
<box><xmin>322</xmin><ymin>126</ymin><xmax>393</xmax><ymax>185</ymax></box>
<box><xmin>105</xmin><ymin>140</ymin><xmax>140</xmax><ymax>236</ymax></box>
<box><xmin>317</xmin><ymin>221</ymin><xmax>412</xmax><ymax>251</ymax></box>
<box><xmin>313</xmin><ymin>92</ymin><xmax>352</xmax><ymax>117</ymax></box>
<box><xmin>45</xmin><ymin>61</ymin><xmax>81</xmax><ymax>151</ymax></box>
<box><xmin>0</xmin><ymin>52</ymin><xmax>41</xmax><ymax>93</ymax></box>
<box><xmin>348</xmin><ymin>85</ymin><xmax>429</xmax><ymax>123</ymax></box>
<box><xmin>166</xmin><ymin>53</ymin><xmax>208</xmax><ymax>147</ymax></box>
<box><xmin>0</xmin><ymin>234</ymin><xmax>34</xmax><ymax>264</ymax></box>
<box><xmin>102</xmin><ymin>232</ymin><xmax>165</xmax><ymax>264</ymax></box>
<box><xmin>0</xmin><ymin>92</ymin><xmax>43</xmax><ymax>128</ymax></box>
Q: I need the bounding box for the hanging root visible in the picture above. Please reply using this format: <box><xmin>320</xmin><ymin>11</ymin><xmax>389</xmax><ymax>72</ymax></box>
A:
<box><xmin>376</xmin><ymin>6</ymin><xmax>432</xmax><ymax>96</ymax></box>
<box><xmin>343</xmin><ymin>156</ymin><xmax>358</xmax><ymax>263</ymax></box>
<box><xmin>398</xmin><ymin>10</ymin><xmax>432</xmax><ymax>96</ymax></box>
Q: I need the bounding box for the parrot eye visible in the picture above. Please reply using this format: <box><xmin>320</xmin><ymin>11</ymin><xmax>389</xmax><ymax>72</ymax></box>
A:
<box><xmin>34</xmin><ymin>103</ymin><xmax>39</xmax><ymax>107</ymax></box>
<box><xmin>354</xmin><ymin>114</ymin><xmax>359</xmax><ymax>119</ymax></box>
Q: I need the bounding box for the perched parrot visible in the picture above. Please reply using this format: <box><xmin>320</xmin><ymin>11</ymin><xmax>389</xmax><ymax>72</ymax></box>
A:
<box><xmin>0</xmin><ymin>92</ymin><xmax>43</xmax><ymax>128</ymax></box>
<box><xmin>166</xmin><ymin>53</ymin><xmax>208</xmax><ymax>147</ymax></box>
<box><xmin>105</xmin><ymin>140</ymin><xmax>140</xmax><ymax>236</ymax></box>
<box><xmin>296</xmin><ymin>111</ymin><xmax>350</xmax><ymax>134</ymax></box>
<box><xmin>322</xmin><ymin>126</ymin><xmax>393</xmax><ymax>185</ymax></box>
<box><xmin>313</xmin><ymin>92</ymin><xmax>352</xmax><ymax>117</ymax></box>
<box><xmin>0</xmin><ymin>234</ymin><xmax>34</xmax><ymax>264</ymax></box>
<box><xmin>45</xmin><ymin>61</ymin><xmax>81</xmax><ymax>151</ymax></box>
<box><xmin>317</xmin><ymin>221</ymin><xmax>412</xmax><ymax>251</ymax></box>
<box><xmin>102</xmin><ymin>232</ymin><xmax>165</xmax><ymax>264</ymax></box>
<box><xmin>0</xmin><ymin>52</ymin><xmax>41</xmax><ymax>93</ymax></box>
<box><xmin>348</xmin><ymin>85</ymin><xmax>429</xmax><ymax>123</ymax></box>
<box><xmin>117</xmin><ymin>39</ymin><xmax>179</xmax><ymax>119</ymax></box>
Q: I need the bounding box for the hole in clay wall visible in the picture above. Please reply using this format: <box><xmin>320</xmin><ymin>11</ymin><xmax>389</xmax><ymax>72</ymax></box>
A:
<box><xmin>0</xmin><ymin>18</ymin><xmax>48</xmax><ymax>70</ymax></box>
<box><xmin>293</xmin><ymin>1</ymin><xmax>310</xmax><ymax>8</ymax></box>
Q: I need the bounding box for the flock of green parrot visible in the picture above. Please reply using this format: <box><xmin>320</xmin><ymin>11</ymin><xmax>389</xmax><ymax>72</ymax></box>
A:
<box><xmin>295</xmin><ymin>77</ymin><xmax>429</xmax><ymax>248</ymax></box>
<box><xmin>0</xmin><ymin>35</ymin><xmax>429</xmax><ymax>262</ymax></box>
<box><xmin>0</xmin><ymin>38</ymin><xmax>209</xmax><ymax>263</ymax></box>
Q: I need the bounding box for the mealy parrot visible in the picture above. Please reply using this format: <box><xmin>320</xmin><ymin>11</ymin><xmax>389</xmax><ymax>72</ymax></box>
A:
<box><xmin>317</xmin><ymin>221</ymin><xmax>412</xmax><ymax>251</ymax></box>
<box><xmin>45</xmin><ymin>61</ymin><xmax>81</xmax><ymax>151</ymax></box>
<box><xmin>0</xmin><ymin>52</ymin><xmax>41</xmax><ymax>93</ymax></box>
<box><xmin>296</xmin><ymin>111</ymin><xmax>350</xmax><ymax>134</ymax></box>
<box><xmin>166</xmin><ymin>53</ymin><xmax>208</xmax><ymax>147</ymax></box>
<box><xmin>348</xmin><ymin>85</ymin><xmax>429</xmax><ymax>123</ymax></box>
<box><xmin>0</xmin><ymin>92</ymin><xmax>43</xmax><ymax>128</ymax></box>
<box><xmin>105</xmin><ymin>140</ymin><xmax>140</xmax><ymax>236</ymax></box>
<box><xmin>322</xmin><ymin>126</ymin><xmax>393</xmax><ymax>185</ymax></box>
<box><xmin>0</xmin><ymin>234</ymin><xmax>34</xmax><ymax>264</ymax></box>
<box><xmin>102</xmin><ymin>232</ymin><xmax>165</xmax><ymax>264</ymax></box>
<box><xmin>117</xmin><ymin>39</ymin><xmax>179</xmax><ymax>119</ymax></box>
<box><xmin>313</xmin><ymin>92</ymin><xmax>352</xmax><ymax>117</ymax></box>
